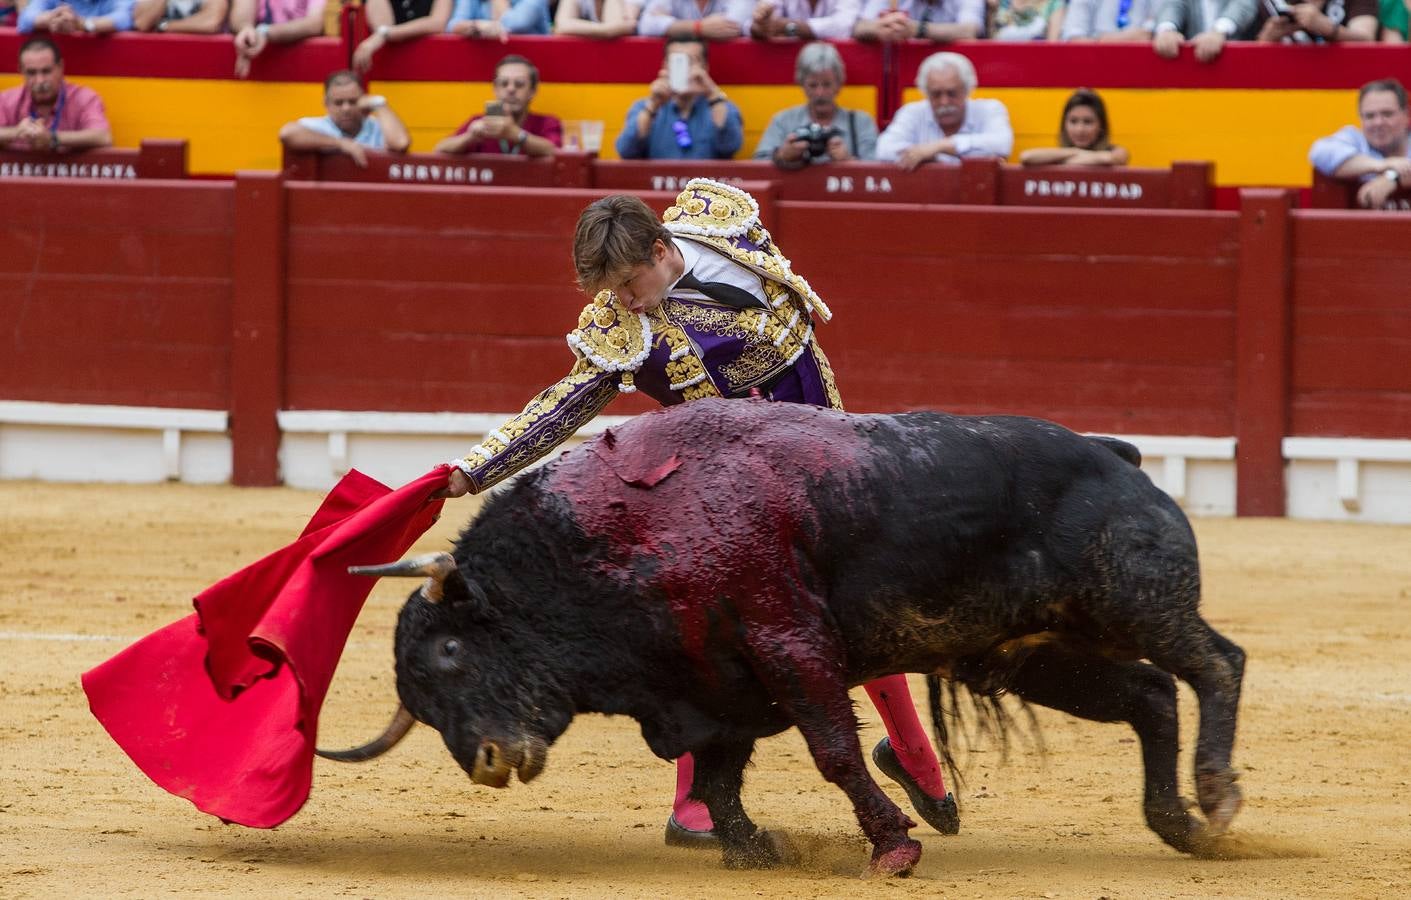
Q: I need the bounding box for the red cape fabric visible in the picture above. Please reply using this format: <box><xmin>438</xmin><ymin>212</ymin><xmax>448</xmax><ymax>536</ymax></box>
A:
<box><xmin>81</xmin><ymin>466</ymin><xmax>450</xmax><ymax>828</ymax></box>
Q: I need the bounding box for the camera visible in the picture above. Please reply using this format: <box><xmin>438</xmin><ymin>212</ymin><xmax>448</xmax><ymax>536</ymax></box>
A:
<box><xmin>791</xmin><ymin>122</ymin><xmax>843</xmax><ymax>161</ymax></box>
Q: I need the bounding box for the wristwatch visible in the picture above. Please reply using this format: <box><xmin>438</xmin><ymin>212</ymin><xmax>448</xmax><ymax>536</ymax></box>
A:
<box><xmin>364</xmin><ymin>95</ymin><xmax>388</xmax><ymax>109</ymax></box>
<box><xmin>1384</xmin><ymin>168</ymin><xmax>1400</xmax><ymax>185</ymax></box>
<box><xmin>376</xmin><ymin>25</ymin><xmax>392</xmax><ymax>39</ymax></box>
<box><xmin>83</xmin><ymin>16</ymin><xmax>95</xmax><ymax>32</ymax></box>
<box><xmin>785</xmin><ymin>20</ymin><xmax>798</xmax><ymax>37</ymax></box>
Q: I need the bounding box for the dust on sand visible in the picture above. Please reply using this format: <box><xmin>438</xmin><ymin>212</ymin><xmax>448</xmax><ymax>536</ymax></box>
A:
<box><xmin>1</xmin><ymin>482</ymin><xmax>1408</xmax><ymax>898</ymax></box>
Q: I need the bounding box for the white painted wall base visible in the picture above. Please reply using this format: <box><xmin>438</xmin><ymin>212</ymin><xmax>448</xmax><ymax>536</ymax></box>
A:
<box><xmin>5</xmin><ymin>401</ymin><xmax>1411</xmax><ymax>523</ymax></box>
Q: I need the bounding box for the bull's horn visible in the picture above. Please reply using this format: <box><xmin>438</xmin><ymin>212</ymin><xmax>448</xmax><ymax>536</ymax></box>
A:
<box><xmin>316</xmin><ymin>705</ymin><xmax>417</xmax><ymax>762</ymax></box>
<box><xmin>349</xmin><ymin>551</ymin><xmax>456</xmax><ymax>603</ymax></box>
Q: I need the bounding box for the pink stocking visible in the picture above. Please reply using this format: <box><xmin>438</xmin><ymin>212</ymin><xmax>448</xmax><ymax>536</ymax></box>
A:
<box><xmin>672</xmin><ymin>752</ymin><xmax>714</xmax><ymax>830</ymax></box>
<box><xmin>865</xmin><ymin>674</ymin><xmax>948</xmax><ymax>797</ymax></box>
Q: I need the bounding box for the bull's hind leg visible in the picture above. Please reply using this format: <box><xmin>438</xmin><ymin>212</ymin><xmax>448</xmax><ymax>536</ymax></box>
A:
<box><xmin>1141</xmin><ymin>621</ymin><xmax>1246</xmax><ymax>833</ymax></box>
<box><xmin>998</xmin><ymin>644</ymin><xmax>1204</xmax><ymax>853</ymax></box>
<box><xmin>687</xmin><ymin>738</ymin><xmax>789</xmax><ymax>869</ymax></box>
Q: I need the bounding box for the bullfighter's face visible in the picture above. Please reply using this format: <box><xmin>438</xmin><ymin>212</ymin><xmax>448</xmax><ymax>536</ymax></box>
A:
<box><xmin>607</xmin><ymin>238</ymin><xmax>681</xmax><ymax>314</ymax></box>
<box><xmin>392</xmin><ymin>578</ymin><xmax>566</xmax><ymax>789</ymax></box>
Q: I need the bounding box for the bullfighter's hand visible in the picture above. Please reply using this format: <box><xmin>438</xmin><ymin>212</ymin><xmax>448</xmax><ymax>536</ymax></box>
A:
<box><xmin>436</xmin><ymin>468</ymin><xmax>472</xmax><ymax>499</ymax></box>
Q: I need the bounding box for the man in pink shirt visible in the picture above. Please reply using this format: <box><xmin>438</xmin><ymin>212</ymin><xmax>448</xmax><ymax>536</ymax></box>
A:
<box><xmin>0</xmin><ymin>37</ymin><xmax>112</xmax><ymax>153</ymax></box>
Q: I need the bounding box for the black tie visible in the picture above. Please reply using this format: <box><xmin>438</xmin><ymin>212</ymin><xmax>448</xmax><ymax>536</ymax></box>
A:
<box><xmin>674</xmin><ymin>269</ymin><xmax>764</xmax><ymax>311</ymax></box>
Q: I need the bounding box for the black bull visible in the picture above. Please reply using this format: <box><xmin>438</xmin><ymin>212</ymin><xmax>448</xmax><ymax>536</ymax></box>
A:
<box><xmin>327</xmin><ymin>398</ymin><xmax>1245</xmax><ymax>876</ymax></box>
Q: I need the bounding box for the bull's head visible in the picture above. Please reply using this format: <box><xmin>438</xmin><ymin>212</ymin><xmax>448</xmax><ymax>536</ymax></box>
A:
<box><xmin>318</xmin><ymin>551</ymin><xmax>563</xmax><ymax>788</ymax></box>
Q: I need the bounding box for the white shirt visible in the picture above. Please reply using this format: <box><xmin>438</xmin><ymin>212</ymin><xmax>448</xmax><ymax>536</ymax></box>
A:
<box><xmin>874</xmin><ymin>98</ymin><xmax>1014</xmax><ymax>164</ymax></box>
<box><xmin>764</xmin><ymin>0</ymin><xmax>862</xmax><ymax>38</ymax></box>
<box><xmin>670</xmin><ymin>238</ymin><xmax>768</xmax><ymax>306</ymax></box>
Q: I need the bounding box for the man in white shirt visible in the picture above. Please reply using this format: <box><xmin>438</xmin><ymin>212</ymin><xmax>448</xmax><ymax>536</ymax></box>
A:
<box><xmin>1309</xmin><ymin>78</ymin><xmax>1411</xmax><ymax>209</ymax></box>
<box><xmin>278</xmin><ymin>69</ymin><xmax>411</xmax><ymax>167</ymax></box>
<box><xmin>874</xmin><ymin>52</ymin><xmax>1013</xmax><ymax>170</ymax></box>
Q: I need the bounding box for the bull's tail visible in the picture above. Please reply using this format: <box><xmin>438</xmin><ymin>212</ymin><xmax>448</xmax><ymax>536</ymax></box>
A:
<box><xmin>925</xmin><ymin>664</ymin><xmax>1043</xmax><ymax>797</ymax></box>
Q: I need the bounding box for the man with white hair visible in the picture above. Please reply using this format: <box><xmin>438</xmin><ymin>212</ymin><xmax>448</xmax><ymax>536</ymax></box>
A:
<box><xmin>875</xmin><ymin>51</ymin><xmax>1013</xmax><ymax>170</ymax></box>
<box><xmin>754</xmin><ymin>41</ymin><xmax>878</xmax><ymax>167</ymax></box>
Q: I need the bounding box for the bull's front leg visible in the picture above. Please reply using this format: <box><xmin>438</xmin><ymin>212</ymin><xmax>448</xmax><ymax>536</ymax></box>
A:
<box><xmin>745</xmin><ymin>635</ymin><xmax>921</xmax><ymax>875</ymax></box>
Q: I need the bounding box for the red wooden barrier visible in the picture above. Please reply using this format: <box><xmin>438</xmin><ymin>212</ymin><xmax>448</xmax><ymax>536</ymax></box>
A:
<box><xmin>0</xmin><ymin>178</ymin><xmax>232</xmax><ymax>408</ymax></box>
<box><xmin>0</xmin><ymin>138</ymin><xmax>188</xmax><ymax>180</ymax></box>
<box><xmin>1289</xmin><ymin>210</ymin><xmax>1411</xmax><ymax>438</ymax></box>
<box><xmin>1306</xmin><ymin>167</ymin><xmax>1411</xmax><ymax>210</ymax></box>
<box><xmin>281</xmin><ymin>147</ymin><xmax>593</xmax><ymax>188</ymax></box>
<box><xmin>3</xmin><ymin>175</ymin><xmax>1409</xmax><ymax>501</ymax></box>
<box><xmin>778</xmin><ymin>201</ymin><xmax>1240</xmax><ymax>433</ymax></box>
<box><xmin>996</xmin><ymin>161</ymin><xmax>1214</xmax><ymax>210</ymax></box>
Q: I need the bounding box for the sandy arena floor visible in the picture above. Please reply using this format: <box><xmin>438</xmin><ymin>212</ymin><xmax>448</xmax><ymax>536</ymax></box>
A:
<box><xmin>1</xmin><ymin>481</ymin><xmax>1409</xmax><ymax>898</ymax></box>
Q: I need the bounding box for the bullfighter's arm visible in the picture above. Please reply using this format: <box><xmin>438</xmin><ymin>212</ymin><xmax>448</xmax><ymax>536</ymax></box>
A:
<box><xmin>448</xmin><ymin>293</ymin><xmax>651</xmax><ymax>494</ymax></box>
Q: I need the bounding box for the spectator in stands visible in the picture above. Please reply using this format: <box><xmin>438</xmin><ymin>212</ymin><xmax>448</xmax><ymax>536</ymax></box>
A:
<box><xmin>875</xmin><ymin>51</ymin><xmax>1012</xmax><ymax>169</ymax></box>
<box><xmin>988</xmin><ymin>0</ymin><xmax>1064</xmax><ymax>38</ymax></box>
<box><xmin>434</xmin><ymin>55</ymin><xmax>562</xmax><ymax>157</ymax></box>
<box><xmin>750</xmin><ymin>0</ymin><xmax>862</xmax><ymax>40</ymax></box>
<box><xmin>1151</xmin><ymin>0</ymin><xmax>1259</xmax><ymax>61</ymax></box>
<box><xmin>134</xmin><ymin>0</ymin><xmax>230</xmax><ymax>32</ymax></box>
<box><xmin>554</xmin><ymin>0</ymin><xmax>643</xmax><ymax>36</ymax></box>
<box><xmin>1378</xmin><ymin>0</ymin><xmax>1407</xmax><ymax>39</ymax></box>
<box><xmin>1020</xmin><ymin>88</ymin><xmax>1131</xmax><ymax>166</ymax></box>
<box><xmin>0</xmin><ymin>0</ymin><xmax>17</xmax><ymax>27</ymax></box>
<box><xmin>279</xmin><ymin>69</ymin><xmax>411</xmax><ymax>166</ymax></box>
<box><xmin>0</xmin><ymin>36</ymin><xmax>112</xmax><ymax>153</ymax></box>
<box><xmin>853</xmin><ymin>0</ymin><xmax>984</xmax><ymax>42</ymax></box>
<box><xmin>1309</xmin><ymin>77</ymin><xmax>1411</xmax><ymax>209</ymax></box>
<box><xmin>754</xmin><ymin>42</ymin><xmax>877</xmax><ymax>167</ymax></box>
<box><xmin>1062</xmin><ymin>0</ymin><xmax>1157</xmax><ymax>39</ymax></box>
<box><xmin>19</xmin><ymin>0</ymin><xmax>135</xmax><ymax>32</ymax></box>
<box><xmin>447</xmin><ymin>0</ymin><xmax>551</xmax><ymax>36</ymax></box>
<box><xmin>229</xmin><ymin>0</ymin><xmax>327</xmax><ymax>79</ymax></box>
<box><xmin>1253</xmin><ymin>0</ymin><xmax>1377</xmax><ymax>42</ymax></box>
<box><xmin>351</xmin><ymin>0</ymin><xmax>453</xmax><ymax>74</ymax></box>
<box><xmin>615</xmin><ymin>37</ymin><xmax>744</xmax><ymax>160</ymax></box>
<box><xmin>638</xmin><ymin>0</ymin><xmax>753</xmax><ymax>39</ymax></box>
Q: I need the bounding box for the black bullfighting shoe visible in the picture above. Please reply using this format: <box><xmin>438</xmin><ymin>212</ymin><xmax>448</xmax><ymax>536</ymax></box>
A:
<box><xmin>872</xmin><ymin>737</ymin><xmax>961</xmax><ymax>835</ymax></box>
<box><xmin>664</xmin><ymin>814</ymin><xmax>721</xmax><ymax>849</ymax></box>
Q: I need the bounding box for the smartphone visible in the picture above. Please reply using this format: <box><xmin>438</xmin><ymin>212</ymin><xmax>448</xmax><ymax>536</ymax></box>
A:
<box><xmin>485</xmin><ymin>100</ymin><xmax>504</xmax><ymax>117</ymax></box>
<box><xmin>668</xmin><ymin>52</ymin><xmax>691</xmax><ymax>94</ymax></box>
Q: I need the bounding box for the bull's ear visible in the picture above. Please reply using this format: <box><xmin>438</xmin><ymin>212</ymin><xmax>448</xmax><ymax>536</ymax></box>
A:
<box><xmin>443</xmin><ymin>572</ymin><xmax>499</xmax><ymax>621</ymax></box>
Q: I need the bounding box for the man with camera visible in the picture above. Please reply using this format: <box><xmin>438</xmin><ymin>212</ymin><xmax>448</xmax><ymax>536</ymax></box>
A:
<box><xmin>754</xmin><ymin>42</ymin><xmax>877</xmax><ymax>168</ymax></box>
<box><xmin>434</xmin><ymin>55</ymin><xmax>562</xmax><ymax>157</ymax></box>
<box><xmin>615</xmin><ymin>37</ymin><xmax>743</xmax><ymax>160</ymax></box>
<box><xmin>278</xmin><ymin>69</ymin><xmax>411</xmax><ymax>167</ymax></box>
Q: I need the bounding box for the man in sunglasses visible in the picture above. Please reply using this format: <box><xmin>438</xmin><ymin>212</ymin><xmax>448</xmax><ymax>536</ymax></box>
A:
<box><xmin>615</xmin><ymin>37</ymin><xmax>742</xmax><ymax>160</ymax></box>
<box><xmin>435</xmin><ymin>54</ymin><xmax>562</xmax><ymax>157</ymax></box>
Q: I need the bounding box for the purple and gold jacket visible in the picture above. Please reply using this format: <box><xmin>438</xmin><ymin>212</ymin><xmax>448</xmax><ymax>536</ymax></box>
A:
<box><xmin>454</xmin><ymin>178</ymin><xmax>842</xmax><ymax>492</ymax></box>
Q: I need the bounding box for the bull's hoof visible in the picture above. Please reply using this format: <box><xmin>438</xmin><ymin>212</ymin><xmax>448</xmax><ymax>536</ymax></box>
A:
<box><xmin>665</xmin><ymin>815</ymin><xmax>720</xmax><ymax>850</ymax></box>
<box><xmin>1196</xmin><ymin>768</ymin><xmax>1243</xmax><ymax>834</ymax></box>
<box><xmin>867</xmin><ymin>838</ymin><xmax>923</xmax><ymax>878</ymax></box>
<box><xmin>721</xmin><ymin>829</ymin><xmax>794</xmax><ymax>869</ymax></box>
<box><xmin>1144</xmin><ymin>797</ymin><xmax>1203</xmax><ymax>854</ymax></box>
<box><xmin>872</xmin><ymin>737</ymin><xmax>960</xmax><ymax>835</ymax></box>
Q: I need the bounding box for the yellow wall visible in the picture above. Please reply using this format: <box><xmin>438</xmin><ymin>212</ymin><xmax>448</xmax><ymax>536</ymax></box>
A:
<box><xmin>910</xmin><ymin>87</ymin><xmax>1360</xmax><ymax>187</ymax></box>
<box><xmin>0</xmin><ymin>70</ymin><xmax>1360</xmax><ymax>184</ymax></box>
